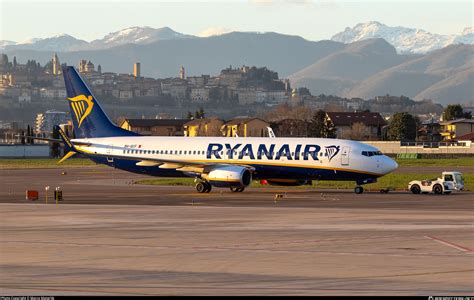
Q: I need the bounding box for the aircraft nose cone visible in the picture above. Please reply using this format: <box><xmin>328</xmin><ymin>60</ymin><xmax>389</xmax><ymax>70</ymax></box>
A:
<box><xmin>385</xmin><ymin>157</ymin><xmax>398</xmax><ymax>174</ymax></box>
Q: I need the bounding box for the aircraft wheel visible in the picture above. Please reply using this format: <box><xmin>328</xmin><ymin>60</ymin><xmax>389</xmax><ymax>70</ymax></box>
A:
<box><xmin>196</xmin><ymin>182</ymin><xmax>207</xmax><ymax>193</ymax></box>
<box><xmin>237</xmin><ymin>186</ymin><xmax>245</xmax><ymax>192</ymax></box>
<box><xmin>204</xmin><ymin>182</ymin><xmax>212</xmax><ymax>193</ymax></box>
<box><xmin>354</xmin><ymin>186</ymin><xmax>364</xmax><ymax>194</ymax></box>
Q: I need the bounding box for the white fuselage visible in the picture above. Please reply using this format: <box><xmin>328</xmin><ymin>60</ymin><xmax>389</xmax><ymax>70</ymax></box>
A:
<box><xmin>72</xmin><ymin>136</ymin><xmax>398</xmax><ymax>180</ymax></box>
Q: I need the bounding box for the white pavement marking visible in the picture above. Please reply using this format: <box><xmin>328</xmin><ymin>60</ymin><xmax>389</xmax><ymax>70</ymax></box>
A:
<box><xmin>424</xmin><ymin>235</ymin><xmax>473</xmax><ymax>253</ymax></box>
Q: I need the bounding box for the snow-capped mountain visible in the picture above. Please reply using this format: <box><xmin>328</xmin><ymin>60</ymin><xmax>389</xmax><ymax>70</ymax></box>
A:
<box><xmin>454</xmin><ymin>27</ymin><xmax>474</xmax><ymax>44</ymax></box>
<box><xmin>89</xmin><ymin>26</ymin><xmax>195</xmax><ymax>49</ymax></box>
<box><xmin>0</xmin><ymin>27</ymin><xmax>195</xmax><ymax>52</ymax></box>
<box><xmin>331</xmin><ymin>21</ymin><xmax>474</xmax><ymax>54</ymax></box>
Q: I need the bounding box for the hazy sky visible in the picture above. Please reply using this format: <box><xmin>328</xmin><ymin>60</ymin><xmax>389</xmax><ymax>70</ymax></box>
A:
<box><xmin>1</xmin><ymin>0</ymin><xmax>472</xmax><ymax>42</ymax></box>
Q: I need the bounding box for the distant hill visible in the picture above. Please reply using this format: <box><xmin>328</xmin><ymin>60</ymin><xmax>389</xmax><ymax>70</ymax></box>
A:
<box><xmin>331</xmin><ymin>21</ymin><xmax>474</xmax><ymax>54</ymax></box>
<box><xmin>2</xmin><ymin>34</ymin><xmax>89</xmax><ymax>52</ymax></box>
<box><xmin>289</xmin><ymin>42</ymin><xmax>473</xmax><ymax>105</ymax></box>
<box><xmin>1</xmin><ymin>26</ymin><xmax>195</xmax><ymax>52</ymax></box>
<box><xmin>345</xmin><ymin>44</ymin><xmax>474</xmax><ymax>105</ymax></box>
<box><xmin>2</xmin><ymin>28</ymin><xmax>472</xmax><ymax>105</ymax></box>
<box><xmin>289</xmin><ymin>39</ymin><xmax>410</xmax><ymax>95</ymax></box>
<box><xmin>3</xmin><ymin>32</ymin><xmax>344</xmax><ymax>78</ymax></box>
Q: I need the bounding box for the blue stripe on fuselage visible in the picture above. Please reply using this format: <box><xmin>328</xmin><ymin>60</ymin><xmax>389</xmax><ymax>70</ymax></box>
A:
<box><xmin>89</xmin><ymin>155</ymin><xmax>379</xmax><ymax>182</ymax></box>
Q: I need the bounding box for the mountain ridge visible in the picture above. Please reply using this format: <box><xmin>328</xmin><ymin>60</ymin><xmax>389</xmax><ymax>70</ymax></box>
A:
<box><xmin>331</xmin><ymin>21</ymin><xmax>473</xmax><ymax>54</ymax></box>
<box><xmin>3</xmin><ymin>22</ymin><xmax>472</xmax><ymax>54</ymax></box>
<box><xmin>1</xmin><ymin>26</ymin><xmax>196</xmax><ymax>52</ymax></box>
<box><xmin>2</xmin><ymin>28</ymin><xmax>472</xmax><ymax>105</ymax></box>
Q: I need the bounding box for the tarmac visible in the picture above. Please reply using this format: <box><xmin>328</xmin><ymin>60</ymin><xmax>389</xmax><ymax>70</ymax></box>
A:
<box><xmin>0</xmin><ymin>166</ymin><xmax>473</xmax><ymax>295</ymax></box>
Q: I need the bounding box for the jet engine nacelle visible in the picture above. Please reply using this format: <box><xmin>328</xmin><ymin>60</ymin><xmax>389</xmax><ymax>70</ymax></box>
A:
<box><xmin>204</xmin><ymin>165</ymin><xmax>252</xmax><ymax>187</ymax></box>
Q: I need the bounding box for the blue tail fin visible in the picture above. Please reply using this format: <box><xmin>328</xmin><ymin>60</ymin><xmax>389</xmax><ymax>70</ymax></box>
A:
<box><xmin>62</xmin><ymin>66</ymin><xmax>138</xmax><ymax>138</ymax></box>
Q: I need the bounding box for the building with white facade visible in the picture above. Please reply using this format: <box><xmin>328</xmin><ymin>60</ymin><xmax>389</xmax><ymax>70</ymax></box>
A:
<box><xmin>35</xmin><ymin>110</ymin><xmax>69</xmax><ymax>134</ymax></box>
<box><xmin>190</xmin><ymin>87</ymin><xmax>210</xmax><ymax>102</ymax></box>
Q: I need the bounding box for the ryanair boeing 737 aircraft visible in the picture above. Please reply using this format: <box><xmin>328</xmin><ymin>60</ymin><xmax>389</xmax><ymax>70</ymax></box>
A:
<box><xmin>51</xmin><ymin>66</ymin><xmax>398</xmax><ymax>194</ymax></box>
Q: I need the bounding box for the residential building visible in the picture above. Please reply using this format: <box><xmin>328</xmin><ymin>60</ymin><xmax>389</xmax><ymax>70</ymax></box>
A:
<box><xmin>39</xmin><ymin>87</ymin><xmax>67</xmax><ymax>99</ymax></box>
<box><xmin>265</xmin><ymin>90</ymin><xmax>288</xmax><ymax>103</ymax></box>
<box><xmin>418</xmin><ymin>120</ymin><xmax>442</xmax><ymax>141</ymax></box>
<box><xmin>271</xmin><ymin>119</ymin><xmax>310</xmax><ymax>137</ymax></box>
<box><xmin>119</xmin><ymin>90</ymin><xmax>133</xmax><ymax>99</ymax></box>
<box><xmin>161</xmin><ymin>80</ymin><xmax>188</xmax><ymax>100</ymax></box>
<box><xmin>440</xmin><ymin>119</ymin><xmax>474</xmax><ymax>140</ymax></box>
<box><xmin>184</xmin><ymin>118</ymin><xmax>224</xmax><ymax>137</ymax></box>
<box><xmin>221</xmin><ymin>118</ymin><xmax>270</xmax><ymax>137</ymax></box>
<box><xmin>187</xmin><ymin>75</ymin><xmax>209</xmax><ymax>87</ymax></box>
<box><xmin>236</xmin><ymin>88</ymin><xmax>257</xmax><ymax>105</ymax></box>
<box><xmin>18</xmin><ymin>93</ymin><xmax>31</xmax><ymax>103</ymax></box>
<box><xmin>190</xmin><ymin>87</ymin><xmax>210</xmax><ymax>102</ymax></box>
<box><xmin>35</xmin><ymin>110</ymin><xmax>69</xmax><ymax>134</ymax></box>
<box><xmin>326</xmin><ymin>112</ymin><xmax>386</xmax><ymax>140</ymax></box>
<box><xmin>455</xmin><ymin>132</ymin><xmax>474</xmax><ymax>141</ymax></box>
<box><xmin>120</xmin><ymin>118</ymin><xmax>188</xmax><ymax>136</ymax></box>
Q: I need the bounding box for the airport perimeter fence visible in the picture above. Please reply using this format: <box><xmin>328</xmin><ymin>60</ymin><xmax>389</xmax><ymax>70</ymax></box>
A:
<box><xmin>0</xmin><ymin>144</ymin><xmax>51</xmax><ymax>158</ymax></box>
<box><xmin>364</xmin><ymin>141</ymin><xmax>474</xmax><ymax>158</ymax></box>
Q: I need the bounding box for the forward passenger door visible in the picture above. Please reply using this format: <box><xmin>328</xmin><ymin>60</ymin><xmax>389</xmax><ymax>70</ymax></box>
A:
<box><xmin>341</xmin><ymin>146</ymin><xmax>350</xmax><ymax>166</ymax></box>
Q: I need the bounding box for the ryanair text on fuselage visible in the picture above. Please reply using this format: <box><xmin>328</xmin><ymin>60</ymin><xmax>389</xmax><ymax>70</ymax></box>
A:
<box><xmin>206</xmin><ymin>143</ymin><xmax>341</xmax><ymax>161</ymax></box>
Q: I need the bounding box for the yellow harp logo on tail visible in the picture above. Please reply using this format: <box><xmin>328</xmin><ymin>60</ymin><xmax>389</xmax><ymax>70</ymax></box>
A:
<box><xmin>68</xmin><ymin>95</ymin><xmax>94</xmax><ymax>128</ymax></box>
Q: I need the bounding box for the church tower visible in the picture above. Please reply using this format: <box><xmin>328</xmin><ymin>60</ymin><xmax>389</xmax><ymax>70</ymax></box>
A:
<box><xmin>179</xmin><ymin>66</ymin><xmax>185</xmax><ymax>80</ymax></box>
<box><xmin>52</xmin><ymin>53</ymin><xmax>61</xmax><ymax>75</ymax></box>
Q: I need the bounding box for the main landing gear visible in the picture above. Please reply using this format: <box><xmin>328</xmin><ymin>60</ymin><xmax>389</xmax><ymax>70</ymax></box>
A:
<box><xmin>195</xmin><ymin>182</ymin><xmax>246</xmax><ymax>193</ymax></box>
<box><xmin>195</xmin><ymin>181</ymin><xmax>212</xmax><ymax>193</ymax></box>
<box><xmin>230</xmin><ymin>186</ymin><xmax>245</xmax><ymax>193</ymax></box>
<box><xmin>354</xmin><ymin>186</ymin><xmax>364</xmax><ymax>194</ymax></box>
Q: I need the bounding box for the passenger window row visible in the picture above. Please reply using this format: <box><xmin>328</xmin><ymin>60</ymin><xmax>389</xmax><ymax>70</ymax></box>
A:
<box><xmin>121</xmin><ymin>149</ymin><xmax>331</xmax><ymax>158</ymax></box>
<box><xmin>123</xmin><ymin>149</ymin><xmax>205</xmax><ymax>155</ymax></box>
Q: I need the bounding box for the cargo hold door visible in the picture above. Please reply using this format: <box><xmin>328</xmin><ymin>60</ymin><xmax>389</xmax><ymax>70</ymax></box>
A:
<box><xmin>106</xmin><ymin>144</ymin><xmax>114</xmax><ymax>163</ymax></box>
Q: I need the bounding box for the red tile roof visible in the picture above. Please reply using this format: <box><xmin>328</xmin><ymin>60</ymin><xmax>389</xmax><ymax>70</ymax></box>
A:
<box><xmin>456</xmin><ymin>132</ymin><xmax>474</xmax><ymax>141</ymax></box>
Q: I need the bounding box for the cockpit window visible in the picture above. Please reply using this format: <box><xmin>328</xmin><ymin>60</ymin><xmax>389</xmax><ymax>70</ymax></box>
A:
<box><xmin>362</xmin><ymin>151</ymin><xmax>383</xmax><ymax>157</ymax></box>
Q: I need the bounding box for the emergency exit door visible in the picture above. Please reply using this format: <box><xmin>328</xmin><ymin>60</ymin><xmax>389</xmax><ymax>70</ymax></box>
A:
<box><xmin>341</xmin><ymin>146</ymin><xmax>350</xmax><ymax>166</ymax></box>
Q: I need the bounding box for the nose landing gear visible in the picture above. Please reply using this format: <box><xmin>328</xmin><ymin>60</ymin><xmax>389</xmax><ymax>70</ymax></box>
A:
<box><xmin>354</xmin><ymin>186</ymin><xmax>364</xmax><ymax>194</ymax></box>
<box><xmin>354</xmin><ymin>178</ymin><xmax>376</xmax><ymax>194</ymax></box>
